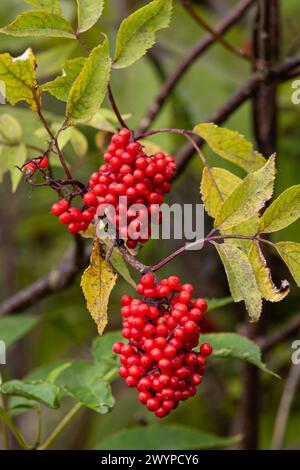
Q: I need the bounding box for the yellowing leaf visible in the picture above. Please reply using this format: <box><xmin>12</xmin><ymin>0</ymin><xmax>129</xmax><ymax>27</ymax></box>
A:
<box><xmin>23</xmin><ymin>0</ymin><xmax>61</xmax><ymax>15</ymax></box>
<box><xmin>76</xmin><ymin>0</ymin><xmax>104</xmax><ymax>33</ymax></box>
<box><xmin>0</xmin><ymin>48</ymin><xmax>41</xmax><ymax>110</ymax></box>
<box><xmin>200</xmin><ymin>167</ymin><xmax>241</xmax><ymax>218</ymax></box>
<box><xmin>248</xmin><ymin>241</ymin><xmax>289</xmax><ymax>302</ymax></box>
<box><xmin>81</xmin><ymin>241</ymin><xmax>117</xmax><ymax>335</ymax></box>
<box><xmin>66</xmin><ymin>39</ymin><xmax>112</xmax><ymax>124</ymax></box>
<box><xmin>42</xmin><ymin>57</ymin><xmax>86</xmax><ymax>102</ymax></box>
<box><xmin>215</xmin><ymin>155</ymin><xmax>276</xmax><ymax>230</ymax></box>
<box><xmin>258</xmin><ymin>185</ymin><xmax>300</xmax><ymax>233</ymax></box>
<box><xmin>194</xmin><ymin>123</ymin><xmax>266</xmax><ymax>173</ymax></box>
<box><xmin>275</xmin><ymin>242</ymin><xmax>300</xmax><ymax>287</ymax></box>
<box><xmin>0</xmin><ymin>11</ymin><xmax>75</xmax><ymax>38</ymax></box>
<box><xmin>114</xmin><ymin>0</ymin><xmax>173</xmax><ymax>69</ymax></box>
<box><xmin>222</xmin><ymin>215</ymin><xmax>259</xmax><ymax>253</ymax></box>
<box><xmin>213</xmin><ymin>242</ymin><xmax>262</xmax><ymax>322</ymax></box>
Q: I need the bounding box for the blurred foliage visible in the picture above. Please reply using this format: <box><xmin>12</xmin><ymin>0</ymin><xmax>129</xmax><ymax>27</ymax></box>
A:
<box><xmin>0</xmin><ymin>0</ymin><xmax>300</xmax><ymax>451</ymax></box>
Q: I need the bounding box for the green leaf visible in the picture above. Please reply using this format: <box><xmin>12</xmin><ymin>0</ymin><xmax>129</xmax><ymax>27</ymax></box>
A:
<box><xmin>42</xmin><ymin>57</ymin><xmax>86</xmax><ymax>102</ymax></box>
<box><xmin>23</xmin><ymin>0</ymin><xmax>61</xmax><ymax>15</ymax></box>
<box><xmin>76</xmin><ymin>0</ymin><xmax>104</xmax><ymax>33</ymax></box>
<box><xmin>96</xmin><ymin>424</ymin><xmax>240</xmax><ymax>450</ymax></box>
<box><xmin>206</xmin><ymin>297</ymin><xmax>233</xmax><ymax>312</ymax></box>
<box><xmin>114</xmin><ymin>0</ymin><xmax>173</xmax><ymax>69</ymax></box>
<box><xmin>201</xmin><ymin>333</ymin><xmax>278</xmax><ymax>377</ymax></box>
<box><xmin>200</xmin><ymin>167</ymin><xmax>241</xmax><ymax>219</ymax></box>
<box><xmin>81</xmin><ymin>240</ymin><xmax>117</xmax><ymax>335</ymax></box>
<box><xmin>0</xmin><ymin>48</ymin><xmax>41</xmax><ymax>110</ymax></box>
<box><xmin>0</xmin><ymin>315</ymin><xmax>39</xmax><ymax>347</ymax></box>
<box><xmin>67</xmin><ymin>39</ymin><xmax>112</xmax><ymax>124</ymax></box>
<box><xmin>0</xmin><ymin>114</ymin><xmax>22</xmax><ymax>144</ymax></box>
<box><xmin>1</xmin><ymin>380</ymin><xmax>60</xmax><ymax>408</ymax></box>
<box><xmin>70</xmin><ymin>128</ymin><xmax>88</xmax><ymax>157</ymax></box>
<box><xmin>258</xmin><ymin>185</ymin><xmax>300</xmax><ymax>233</ymax></box>
<box><xmin>248</xmin><ymin>241</ymin><xmax>290</xmax><ymax>302</ymax></box>
<box><xmin>57</xmin><ymin>360</ymin><xmax>115</xmax><ymax>413</ymax></box>
<box><xmin>0</xmin><ymin>142</ymin><xmax>27</xmax><ymax>192</ymax></box>
<box><xmin>45</xmin><ymin>362</ymin><xmax>72</xmax><ymax>384</ymax></box>
<box><xmin>0</xmin><ymin>11</ymin><xmax>75</xmax><ymax>38</ymax></box>
<box><xmin>92</xmin><ymin>330</ymin><xmax>122</xmax><ymax>364</ymax></box>
<box><xmin>194</xmin><ymin>123</ymin><xmax>266</xmax><ymax>173</ymax></box>
<box><xmin>213</xmin><ymin>242</ymin><xmax>262</xmax><ymax>322</ymax></box>
<box><xmin>215</xmin><ymin>155</ymin><xmax>276</xmax><ymax>230</ymax></box>
<box><xmin>275</xmin><ymin>242</ymin><xmax>300</xmax><ymax>287</ymax></box>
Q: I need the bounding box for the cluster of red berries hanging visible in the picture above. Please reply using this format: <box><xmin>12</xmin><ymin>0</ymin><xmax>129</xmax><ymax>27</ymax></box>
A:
<box><xmin>23</xmin><ymin>156</ymin><xmax>49</xmax><ymax>175</ymax></box>
<box><xmin>113</xmin><ymin>274</ymin><xmax>212</xmax><ymax>418</ymax></box>
<box><xmin>50</xmin><ymin>128</ymin><xmax>176</xmax><ymax>243</ymax></box>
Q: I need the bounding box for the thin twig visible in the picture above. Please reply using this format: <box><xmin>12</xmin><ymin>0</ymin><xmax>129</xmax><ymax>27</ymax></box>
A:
<box><xmin>37</xmin><ymin>403</ymin><xmax>82</xmax><ymax>451</ymax></box>
<box><xmin>271</xmin><ymin>363</ymin><xmax>300</xmax><ymax>449</ymax></box>
<box><xmin>107</xmin><ymin>84</ymin><xmax>129</xmax><ymax>130</ymax></box>
<box><xmin>138</xmin><ymin>0</ymin><xmax>257</xmax><ymax>133</ymax></box>
<box><xmin>181</xmin><ymin>0</ymin><xmax>257</xmax><ymax>66</ymax></box>
<box><xmin>258</xmin><ymin>313</ymin><xmax>300</xmax><ymax>352</ymax></box>
<box><xmin>174</xmin><ymin>54</ymin><xmax>300</xmax><ymax>177</ymax></box>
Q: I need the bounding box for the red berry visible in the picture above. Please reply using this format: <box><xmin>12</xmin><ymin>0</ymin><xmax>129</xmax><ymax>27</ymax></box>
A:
<box><xmin>83</xmin><ymin>191</ymin><xmax>98</xmax><ymax>207</ymax></box>
<box><xmin>200</xmin><ymin>343</ymin><xmax>213</xmax><ymax>356</ymax></box>
<box><xmin>146</xmin><ymin>398</ymin><xmax>160</xmax><ymax>411</ymax></box>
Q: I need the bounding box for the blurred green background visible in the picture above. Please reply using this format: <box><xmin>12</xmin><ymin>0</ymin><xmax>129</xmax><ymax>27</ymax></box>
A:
<box><xmin>0</xmin><ymin>0</ymin><xmax>300</xmax><ymax>450</ymax></box>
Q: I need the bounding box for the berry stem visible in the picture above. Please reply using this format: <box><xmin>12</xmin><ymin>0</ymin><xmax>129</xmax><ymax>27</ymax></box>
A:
<box><xmin>150</xmin><ymin>234</ymin><xmax>275</xmax><ymax>272</ymax></box>
<box><xmin>36</xmin><ymin>107</ymin><xmax>75</xmax><ymax>184</ymax></box>
<box><xmin>135</xmin><ymin>128</ymin><xmax>196</xmax><ymax>141</ymax></box>
<box><xmin>107</xmin><ymin>84</ymin><xmax>129</xmax><ymax>130</ymax></box>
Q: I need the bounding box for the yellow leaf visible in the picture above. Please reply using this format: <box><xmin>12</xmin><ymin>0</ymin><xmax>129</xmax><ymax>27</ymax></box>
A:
<box><xmin>213</xmin><ymin>242</ymin><xmax>262</xmax><ymax>322</ymax></box>
<box><xmin>275</xmin><ymin>241</ymin><xmax>300</xmax><ymax>287</ymax></box>
<box><xmin>215</xmin><ymin>155</ymin><xmax>276</xmax><ymax>230</ymax></box>
<box><xmin>0</xmin><ymin>48</ymin><xmax>41</xmax><ymax>110</ymax></box>
<box><xmin>194</xmin><ymin>123</ymin><xmax>266</xmax><ymax>173</ymax></box>
<box><xmin>223</xmin><ymin>215</ymin><xmax>259</xmax><ymax>253</ymax></box>
<box><xmin>258</xmin><ymin>184</ymin><xmax>300</xmax><ymax>233</ymax></box>
<box><xmin>81</xmin><ymin>240</ymin><xmax>117</xmax><ymax>335</ymax></box>
<box><xmin>200</xmin><ymin>167</ymin><xmax>241</xmax><ymax>219</ymax></box>
<box><xmin>248</xmin><ymin>241</ymin><xmax>289</xmax><ymax>302</ymax></box>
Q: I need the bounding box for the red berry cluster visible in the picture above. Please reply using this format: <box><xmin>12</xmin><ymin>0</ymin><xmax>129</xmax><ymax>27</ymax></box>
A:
<box><xmin>50</xmin><ymin>128</ymin><xmax>176</xmax><ymax>242</ymax></box>
<box><xmin>24</xmin><ymin>156</ymin><xmax>49</xmax><ymax>175</ymax></box>
<box><xmin>113</xmin><ymin>274</ymin><xmax>212</xmax><ymax>418</ymax></box>
<box><xmin>84</xmin><ymin>128</ymin><xmax>176</xmax><ymax>247</ymax></box>
<box><xmin>51</xmin><ymin>198</ymin><xmax>94</xmax><ymax>234</ymax></box>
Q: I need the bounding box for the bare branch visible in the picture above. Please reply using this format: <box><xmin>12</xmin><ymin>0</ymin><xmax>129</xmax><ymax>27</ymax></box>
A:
<box><xmin>138</xmin><ymin>0</ymin><xmax>256</xmax><ymax>133</ymax></box>
<box><xmin>174</xmin><ymin>53</ymin><xmax>300</xmax><ymax>177</ymax></box>
<box><xmin>0</xmin><ymin>237</ymin><xmax>88</xmax><ymax>316</ymax></box>
<box><xmin>258</xmin><ymin>313</ymin><xmax>300</xmax><ymax>353</ymax></box>
<box><xmin>181</xmin><ymin>0</ymin><xmax>256</xmax><ymax>66</ymax></box>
